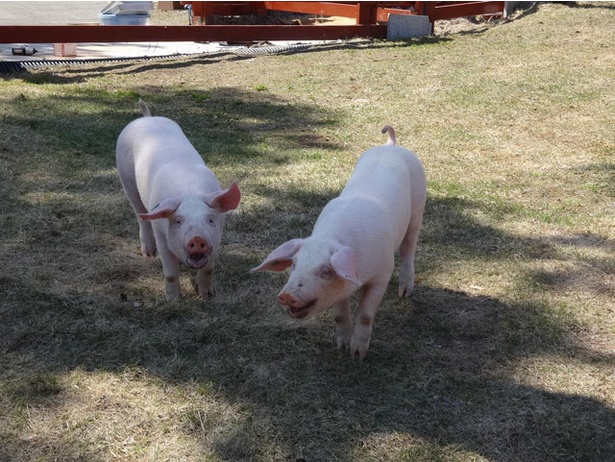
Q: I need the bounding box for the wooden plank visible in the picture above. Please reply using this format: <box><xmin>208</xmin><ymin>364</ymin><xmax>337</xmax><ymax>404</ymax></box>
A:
<box><xmin>0</xmin><ymin>24</ymin><xmax>387</xmax><ymax>43</ymax></box>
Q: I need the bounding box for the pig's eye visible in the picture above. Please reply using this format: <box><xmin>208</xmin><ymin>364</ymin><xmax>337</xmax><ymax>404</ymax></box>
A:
<box><xmin>208</xmin><ymin>218</ymin><xmax>215</xmax><ymax>226</ymax></box>
<box><xmin>174</xmin><ymin>217</ymin><xmax>182</xmax><ymax>225</ymax></box>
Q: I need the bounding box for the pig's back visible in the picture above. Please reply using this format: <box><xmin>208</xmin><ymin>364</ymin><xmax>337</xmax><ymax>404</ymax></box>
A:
<box><xmin>339</xmin><ymin>145</ymin><xmax>424</xmax><ymax>245</ymax></box>
<box><xmin>343</xmin><ymin>146</ymin><xmax>417</xmax><ymax>205</ymax></box>
<box><xmin>121</xmin><ymin>116</ymin><xmax>202</xmax><ymax>165</ymax></box>
<box><xmin>117</xmin><ymin>116</ymin><xmax>218</xmax><ymax>206</ymax></box>
<box><xmin>314</xmin><ymin>149</ymin><xmax>406</xmax><ymax>246</ymax></box>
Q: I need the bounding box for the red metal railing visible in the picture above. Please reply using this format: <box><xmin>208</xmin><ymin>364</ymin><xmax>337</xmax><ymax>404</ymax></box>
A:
<box><xmin>0</xmin><ymin>2</ymin><xmax>505</xmax><ymax>45</ymax></box>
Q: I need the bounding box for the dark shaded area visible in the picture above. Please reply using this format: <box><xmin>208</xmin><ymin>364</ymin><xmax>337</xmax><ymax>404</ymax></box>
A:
<box><xmin>0</xmin><ymin>84</ymin><xmax>342</xmax><ymax>164</ymax></box>
<box><xmin>3</xmin><ymin>267</ymin><xmax>615</xmax><ymax>461</ymax></box>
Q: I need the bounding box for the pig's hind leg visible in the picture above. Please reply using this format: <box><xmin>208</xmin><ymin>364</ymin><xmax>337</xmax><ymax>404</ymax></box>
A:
<box><xmin>117</xmin><ymin>166</ymin><xmax>157</xmax><ymax>257</ymax></box>
<box><xmin>398</xmin><ymin>214</ymin><xmax>422</xmax><ymax>298</ymax></box>
<box><xmin>128</xmin><ymin>191</ymin><xmax>156</xmax><ymax>257</ymax></box>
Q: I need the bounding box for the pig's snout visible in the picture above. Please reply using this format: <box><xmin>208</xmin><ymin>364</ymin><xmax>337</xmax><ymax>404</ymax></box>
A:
<box><xmin>278</xmin><ymin>292</ymin><xmax>302</xmax><ymax>308</ymax></box>
<box><xmin>277</xmin><ymin>292</ymin><xmax>317</xmax><ymax>319</ymax></box>
<box><xmin>187</xmin><ymin>236</ymin><xmax>209</xmax><ymax>255</ymax></box>
<box><xmin>186</xmin><ymin>236</ymin><xmax>210</xmax><ymax>269</ymax></box>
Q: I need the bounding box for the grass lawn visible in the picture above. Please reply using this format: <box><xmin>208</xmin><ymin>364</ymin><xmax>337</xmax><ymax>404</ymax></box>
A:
<box><xmin>1</xmin><ymin>3</ymin><xmax>614</xmax><ymax>461</ymax></box>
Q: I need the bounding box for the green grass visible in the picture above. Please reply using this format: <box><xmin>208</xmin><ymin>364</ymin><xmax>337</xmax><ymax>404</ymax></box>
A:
<box><xmin>1</xmin><ymin>3</ymin><xmax>615</xmax><ymax>461</ymax></box>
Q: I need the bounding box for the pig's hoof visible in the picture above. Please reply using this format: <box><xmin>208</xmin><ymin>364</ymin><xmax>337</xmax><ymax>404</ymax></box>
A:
<box><xmin>193</xmin><ymin>280</ymin><xmax>215</xmax><ymax>299</ymax></box>
<box><xmin>350</xmin><ymin>348</ymin><xmax>367</xmax><ymax>361</ymax></box>
<box><xmin>140</xmin><ymin>243</ymin><xmax>157</xmax><ymax>257</ymax></box>
<box><xmin>398</xmin><ymin>283</ymin><xmax>414</xmax><ymax>298</ymax></box>
<box><xmin>165</xmin><ymin>279</ymin><xmax>182</xmax><ymax>300</ymax></box>
<box><xmin>198</xmin><ymin>291</ymin><xmax>214</xmax><ymax>301</ymax></box>
<box><xmin>165</xmin><ymin>292</ymin><xmax>181</xmax><ymax>301</ymax></box>
<box><xmin>336</xmin><ymin>325</ymin><xmax>352</xmax><ymax>350</ymax></box>
<box><xmin>349</xmin><ymin>341</ymin><xmax>369</xmax><ymax>361</ymax></box>
<box><xmin>336</xmin><ymin>337</ymin><xmax>350</xmax><ymax>351</ymax></box>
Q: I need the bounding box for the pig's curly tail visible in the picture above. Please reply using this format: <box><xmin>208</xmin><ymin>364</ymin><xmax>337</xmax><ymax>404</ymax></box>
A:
<box><xmin>381</xmin><ymin>125</ymin><xmax>396</xmax><ymax>146</ymax></box>
<box><xmin>138</xmin><ymin>99</ymin><xmax>152</xmax><ymax>117</ymax></box>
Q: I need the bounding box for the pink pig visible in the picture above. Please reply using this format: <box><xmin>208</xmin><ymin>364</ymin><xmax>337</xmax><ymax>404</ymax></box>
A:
<box><xmin>116</xmin><ymin>100</ymin><xmax>241</xmax><ymax>300</ymax></box>
<box><xmin>252</xmin><ymin>126</ymin><xmax>426</xmax><ymax>359</ymax></box>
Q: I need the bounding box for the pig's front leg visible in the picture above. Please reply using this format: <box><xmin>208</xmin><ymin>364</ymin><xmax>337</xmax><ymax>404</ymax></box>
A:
<box><xmin>156</xmin><ymin>238</ymin><xmax>182</xmax><ymax>300</ymax></box>
<box><xmin>137</xmin><ymin>217</ymin><xmax>157</xmax><ymax>257</ymax></box>
<box><xmin>194</xmin><ymin>257</ymin><xmax>216</xmax><ymax>300</ymax></box>
<box><xmin>334</xmin><ymin>299</ymin><xmax>353</xmax><ymax>350</ymax></box>
<box><xmin>350</xmin><ymin>282</ymin><xmax>388</xmax><ymax>360</ymax></box>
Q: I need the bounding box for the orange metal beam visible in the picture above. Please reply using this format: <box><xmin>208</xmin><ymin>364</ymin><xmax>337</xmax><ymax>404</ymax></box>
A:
<box><xmin>0</xmin><ymin>24</ymin><xmax>387</xmax><ymax>43</ymax></box>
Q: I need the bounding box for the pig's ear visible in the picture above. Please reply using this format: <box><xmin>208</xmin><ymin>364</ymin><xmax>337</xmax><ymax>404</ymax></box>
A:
<box><xmin>250</xmin><ymin>238</ymin><xmax>304</xmax><ymax>273</ymax></box>
<box><xmin>330</xmin><ymin>245</ymin><xmax>361</xmax><ymax>285</ymax></box>
<box><xmin>139</xmin><ymin>198</ymin><xmax>181</xmax><ymax>221</ymax></box>
<box><xmin>204</xmin><ymin>182</ymin><xmax>241</xmax><ymax>213</ymax></box>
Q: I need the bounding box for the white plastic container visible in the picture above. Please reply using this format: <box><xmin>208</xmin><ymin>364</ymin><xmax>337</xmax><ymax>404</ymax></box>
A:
<box><xmin>98</xmin><ymin>1</ymin><xmax>153</xmax><ymax>24</ymax></box>
<box><xmin>98</xmin><ymin>13</ymin><xmax>149</xmax><ymax>25</ymax></box>
<box><xmin>100</xmin><ymin>1</ymin><xmax>153</xmax><ymax>16</ymax></box>
<box><xmin>53</xmin><ymin>43</ymin><xmax>77</xmax><ymax>57</ymax></box>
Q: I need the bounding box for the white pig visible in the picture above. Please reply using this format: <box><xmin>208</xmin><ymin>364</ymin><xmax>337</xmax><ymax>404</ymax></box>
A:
<box><xmin>251</xmin><ymin>126</ymin><xmax>426</xmax><ymax>359</ymax></box>
<box><xmin>116</xmin><ymin>100</ymin><xmax>241</xmax><ymax>300</ymax></box>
